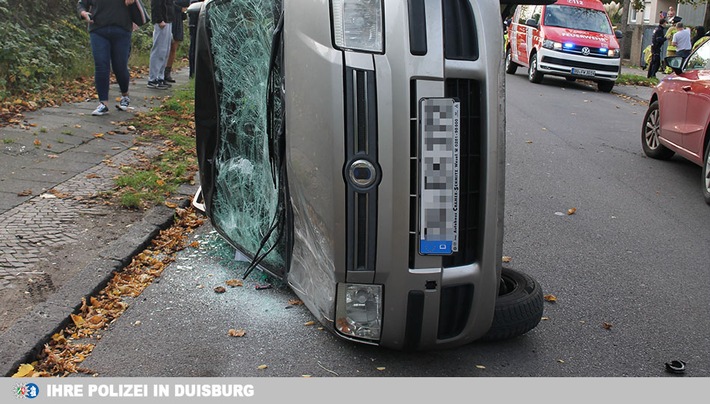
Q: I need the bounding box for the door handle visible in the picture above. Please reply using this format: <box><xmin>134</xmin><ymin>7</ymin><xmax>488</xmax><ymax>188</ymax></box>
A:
<box><xmin>682</xmin><ymin>86</ymin><xmax>691</xmax><ymax>91</ymax></box>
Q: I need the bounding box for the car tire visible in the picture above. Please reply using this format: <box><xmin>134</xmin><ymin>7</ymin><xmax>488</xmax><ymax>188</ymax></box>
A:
<box><xmin>505</xmin><ymin>47</ymin><xmax>518</xmax><ymax>74</ymax></box>
<box><xmin>528</xmin><ymin>53</ymin><xmax>543</xmax><ymax>83</ymax></box>
<box><xmin>642</xmin><ymin>101</ymin><xmax>675</xmax><ymax>160</ymax></box>
<box><xmin>597</xmin><ymin>81</ymin><xmax>614</xmax><ymax>93</ymax></box>
<box><xmin>703</xmin><ymin>141</ymin><xmax>710</xmax><ymax>205</ymax></box>
<box><xmin>479</xmin><ymin>267</ymin><xmax>544</xmax><ymax>342</ymax></box>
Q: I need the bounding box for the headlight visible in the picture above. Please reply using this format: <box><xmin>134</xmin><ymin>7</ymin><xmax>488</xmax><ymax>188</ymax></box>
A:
<box><xmin>607</xmin><ymin>49</ymin><xmax>619</xmax><ymax>57</ymax></box>
<box><xmin>542</xmin><ymin>39</ymin><xmax>562</xmax><ymax>50</ymax></box>
<box><xmin>335</xmin><ymin>283</ymin><xmax>382</xmax><ymax>340</ymax></box>
<box><xmin>332</xmin><ymin>0</ymin><xmax>383</xmax><ymax>53</ymax></box>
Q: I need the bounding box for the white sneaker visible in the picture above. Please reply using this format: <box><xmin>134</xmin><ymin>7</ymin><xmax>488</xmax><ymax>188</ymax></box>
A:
<box><xmin>92</xmin><ymin>103</ymin><xmax>109</xmax><ymax>116</ymax></box>
<box><xmin>116</xmin><ymin>96</ymin><xmax>130</xmax><ymax>111</ymax></box>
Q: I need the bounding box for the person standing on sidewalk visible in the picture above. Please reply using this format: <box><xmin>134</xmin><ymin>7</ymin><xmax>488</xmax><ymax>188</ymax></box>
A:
<box><xmin>672</xmin><ymin>21</ymin><xmax>692</xmax><ymax>61</ymax></box>
<box><xmin>77</xmin><ymin>0</ymin><xmax>134</xmax><ymax>116</ymax></box>
<box><xmin>164</xmin><ymin>1</ymin><xmax>190</xmax><ymax>83</ymax></box>
<box><xmin>147</xmin><ymin>0</ymin><xmax>174</xmax><ymax>89</ymax></box>
<box><xmin>647</xmin><ymin>18</ymin><xmax>667</xmax><ymax>79</ymax></box>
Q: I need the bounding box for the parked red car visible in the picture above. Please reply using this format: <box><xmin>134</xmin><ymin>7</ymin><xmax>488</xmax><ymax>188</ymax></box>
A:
<box><xmin>642</xmin><ymin>40</ymin><xmax>710</xmax><ymax>205</ymax></box>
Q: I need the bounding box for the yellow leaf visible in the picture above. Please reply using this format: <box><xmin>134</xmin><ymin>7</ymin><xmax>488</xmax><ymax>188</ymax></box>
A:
<box><xmin>70</xmin><ymin>313</ymin><xmax>85</xmax><ymax>327</ymax></box>
<box><xmin>226</xmin><ymin>279</ymin><xmax>243</xmax><ymax>287</ymax></box>
<box><xmin>93</xmin><ymin>133</ymin><xmax>104</xmax><ymax>138</ymax></box>
<box><xmin>12</xmin><ymin>363</ymin><xmax>34</xmax><ymax>377</ymax></box>
<box><xmin>544</xmin><ymin>294</ymin><xmax>557</xmax><ymax>303</ymax></box>
<box><xmin>567</xmin><ymin>207</ymin><xmax>577</xmax><ymax>215</ymax></box>
<box><xmin>304</xmin><ymin>321</ymin><xmax>316</xmax><ymax>326</ymax></box>
<box><xmin>257</xmin><ymin>364</ymin><xmax>268</xmax><ymax>370</ymax></box>
<box><xmin>164</xmin><ymin>201</ymin><xmax>178</xmax><ymax>208</ymax></box>
<box><xmin>156</xmin><ymin>179</ymin><xmax>165</xmax><ymax>186</ymax></box>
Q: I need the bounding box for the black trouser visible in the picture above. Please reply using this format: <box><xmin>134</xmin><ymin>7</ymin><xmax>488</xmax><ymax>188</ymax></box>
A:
<box><xmin>648</xmin><ymin>52</ymin><xmax>661</xmax><ymax>78</ymax></box>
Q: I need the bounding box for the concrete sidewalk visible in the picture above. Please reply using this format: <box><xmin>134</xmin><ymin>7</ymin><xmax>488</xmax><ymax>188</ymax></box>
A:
<box><xmin>612</xmin><ymin>63</ymin><xmax>665</xmax><ymax>104</ymax></box>
<box><xmin>0</xmin><ymin>67</ymin><xmax>198</xmax><ymax>376</ymax></box>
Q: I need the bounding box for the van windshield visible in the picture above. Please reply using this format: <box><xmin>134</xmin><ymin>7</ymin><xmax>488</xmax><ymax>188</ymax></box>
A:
<box><xmin>543</xmin><ymin>5</ymin><xmax>612</xmax><ymax>34</ymax></box>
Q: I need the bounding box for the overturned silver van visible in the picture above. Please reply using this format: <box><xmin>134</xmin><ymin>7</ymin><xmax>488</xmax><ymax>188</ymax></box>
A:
<box><xmin>191</xmin><ymin>0</ymin><xmax>550</xmax><ymax>350</ymax></box>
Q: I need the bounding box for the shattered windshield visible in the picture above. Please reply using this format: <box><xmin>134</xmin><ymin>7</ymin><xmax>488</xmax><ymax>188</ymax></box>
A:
<box><xmin>544</xmin><ymin>5</ymin><xmax>612</xmax><ymax>34</ymax></box>
<box><xmin>207</xmin><ymin>0</ymin><xmax>286</xmax><ymax>272</ymax></box>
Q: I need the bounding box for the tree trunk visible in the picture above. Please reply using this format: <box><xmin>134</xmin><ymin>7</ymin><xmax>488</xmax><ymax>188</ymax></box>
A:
<box><xmin>704</xmin><ymin>2</ymin><xmax>710</xmax><ymax>31</ymax></box>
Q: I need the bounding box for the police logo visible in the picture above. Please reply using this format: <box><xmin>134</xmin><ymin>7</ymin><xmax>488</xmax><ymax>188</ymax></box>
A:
<box><xmin>581</xmin><ymin>47</ymin><xmax>591</xmax><ymax>56</ymax></box>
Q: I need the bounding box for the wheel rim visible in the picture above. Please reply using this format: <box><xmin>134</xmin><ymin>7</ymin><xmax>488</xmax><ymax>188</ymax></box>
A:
<box><xmin>506</xmin><ymin>50</ymin><xmax>511</xmax><ymax>70</ymax></box>
<box><xmin>705</xmin><ymin>152</ymin><xmax>710</xmax><ymax>194</ymax></box>
<box><xmin>529</xmin><ymin>58</ymin><xmax>537</xmax><ymax>80</ymax></box>
<box><xmin>644</xmin><ymin>108</ymin><xmax>660</xmax><ymax>149</ymax></box>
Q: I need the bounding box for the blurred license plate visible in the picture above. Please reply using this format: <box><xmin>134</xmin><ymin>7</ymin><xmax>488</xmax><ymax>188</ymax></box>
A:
<box><xmin>571</xmin><ymin>68</ymin><xmax>595</xmax><ymax>77</ymax></box>
<box><xmin>419</xmin><ymin>98</ymin><xmax>460</xmax><ymax>255</ymax></box>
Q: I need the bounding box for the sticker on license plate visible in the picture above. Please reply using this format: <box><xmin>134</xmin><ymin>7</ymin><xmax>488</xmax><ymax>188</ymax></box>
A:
<box><xmin>419</xmin><ymin>98</ymin><xmax>460</xmax><ymax>255</ymax></box>
<box><xmin>571</xmin><ymin>68</ymin><xmax>595</xmax><ymax>77</ymax></box>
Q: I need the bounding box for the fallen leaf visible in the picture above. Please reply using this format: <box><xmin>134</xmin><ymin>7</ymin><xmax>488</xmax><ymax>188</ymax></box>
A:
<box><xmin>558</xmin><ymin>359</ymin><xmax>566</xmax><ymax>363</ymax></box>
<box><xmin>288</xmin><ymin>299</ymin><xmax>304</xmax><ymax>306</ymax></box>
<box><xmin>544</xmin><ymin>294</ymin><xmax>557</xmax><ymax>303</ymax></box>
<box><xmin>156</xmin><ymin>179</ymin><xmax>165</xmax><ymax>186</ymax></box>
<box><xmin>226</xmin><ymin>279</ymin><xmax>243</xmax><ymax>287</ymax></box>
<box><xmin>93</xmin><ymin>133</ymin><xmax>104</xmax><ymax>138</ymax></box>
<box><xmin>17</xmin><ymin>189</ymin><xmax>32</xmax><ymax>196</ymax></box>
<box><xmin>567</xmin><ymin>207</ymin><xmax>577</xmax><ymax>215</ymax></box>
<box><xmin>70</xmin><ymin>313</ymin><xmax>85</xmax><ymax>327</ymax></box>
<box><xmin>475</xmin><ymin>365</ymin><xmax>486</xmax><ymax>369</ymax></box>
<box><xmin>602</xmin><ymin>322</ymin><xmax>613</xmax><ymax>330</ymax></box>
<box><xmin>502</xmin><ymin>256</ymin><xmax>512</xmax><ymax>263</ymax></box>
<box><xmin>304</xmin><ymin>321</ymin><xmax>316</xmax><ymax>326</ymax></box>
<box><xmin>33</xmin><ymin>139</ymin><xmax>41</xmax><ymax>146</ymax></box>
<box><xmin>257</xmin><ymin>364</ymin><xmax>268</xmax><ymax>370</ymax></box>
<box><xmin>47</xmin><ymin>154</ymin><xmax>58</xmax><ymax>158</ymax></box>
<box><xmin>541</xmin><ymin>316</ymin><xmax>550</xmax><ymax>321</ymax></box>
<box><xmin>164</xmin><ymin>201</ymin><xmax>178</xmax><ymax>208</ymax></box>
<box><xmin>86</xmin><ymin>173</ymin><xmax>100</xmax><ymax>179</ymax></box>
<box><xmin>228</xmin><ymin>329</ymin><xmax>246</xmax><ymax>337</ymax></box>
<box><xmin>12</xmin><ymin>363</ymin><xmax>34</xmax><ymax>377</ymax></box>
<box><xmin>214</xmin><ymin>286</ymin><xmax>226</xmax><ymax>293</ymax></box>
<box><xmin>376</xmin><ymin>367</ymin><xmax>386</xmax><ymax>371</ymax></box>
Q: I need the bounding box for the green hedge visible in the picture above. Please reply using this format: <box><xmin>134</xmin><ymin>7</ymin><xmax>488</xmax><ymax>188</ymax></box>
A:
<box><xmin>0</xmin><ymin>0</ymin><xmax>157</xmax><ymax>98</ymax></box>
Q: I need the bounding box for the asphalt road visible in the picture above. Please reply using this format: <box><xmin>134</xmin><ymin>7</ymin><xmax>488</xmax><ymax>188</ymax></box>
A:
<box><xmin>71</xmin><ymin>73</ymin><xmax>710</xmax><ymax>380</ymax></box>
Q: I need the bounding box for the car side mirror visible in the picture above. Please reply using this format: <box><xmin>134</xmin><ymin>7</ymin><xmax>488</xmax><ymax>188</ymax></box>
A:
<box><xmin>615</xmin><ymin>30</ymin><xmax>623</xmax><ymax>39</ymax></box>
<box><xmin>525</xmin><ymin>18</ymin><xmax>539</xmax><ymax>28</ymax></box>
<box><xmin>665</xmin><ymin>56</ymin><xmax>684</xmax><ymax>74</ymax></box>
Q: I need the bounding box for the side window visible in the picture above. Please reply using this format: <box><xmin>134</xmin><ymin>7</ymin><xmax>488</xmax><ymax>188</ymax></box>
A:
<box><xmin>532</xmin><ymin>6</ymin><xmax>542</xmax><ymax>24</ymax></box>
<box><xmin>686</xmin><ymin>40</ymin><xmax>710</xmax><ymax>71</ymax></box>
<box><xmin>518</xmin><ymin>5</ymin><xmax>533</xmax><ymax>25</ymax></box>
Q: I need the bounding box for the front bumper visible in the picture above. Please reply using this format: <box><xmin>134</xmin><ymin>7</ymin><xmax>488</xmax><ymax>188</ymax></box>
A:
<box><xmin>537</xmin><ymin>47</ymin><xmax>620</xmax><ymax>81</ymax></box>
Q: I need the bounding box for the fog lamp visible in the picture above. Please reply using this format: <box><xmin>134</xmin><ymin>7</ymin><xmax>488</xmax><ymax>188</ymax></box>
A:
<box><xmin>335</xmin><ymin>283</ymin><xmax>382</xmax><ymax>340</ymax></box>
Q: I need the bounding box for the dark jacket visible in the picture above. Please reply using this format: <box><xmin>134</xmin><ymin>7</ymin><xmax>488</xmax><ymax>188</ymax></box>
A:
<box><xmin>77</xmin><ymin>0</ymin><xmax>133</xmax><ymax>33</ymax></box>
<box><xmin>151</xmin><ymin>0</ymin><xmax>175</xmax><ymax>24</ymax></box>
<box><xmin>651</xmin><ymin>24</ymin><xmax>667</xmax><ymax>53</ymax></box>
